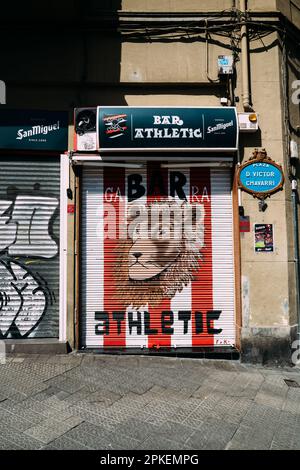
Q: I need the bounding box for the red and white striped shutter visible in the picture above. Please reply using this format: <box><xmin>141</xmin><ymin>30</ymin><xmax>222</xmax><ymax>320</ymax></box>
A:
<box><xmin>80</xmin><ymin>164</ymin><xmax>235</xmax><ymax>349</ymax></box>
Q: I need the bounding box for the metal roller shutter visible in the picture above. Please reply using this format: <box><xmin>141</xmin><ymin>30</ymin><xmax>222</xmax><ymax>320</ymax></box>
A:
<box><xmin>80</xmin><ymin>163</ymin><xmax>235</xmax><ymax>349</ymax></box>
<box><xmin>0</xmin><ymin>156</ymin><xmax>60</xmax><ymax>338</ymax></box>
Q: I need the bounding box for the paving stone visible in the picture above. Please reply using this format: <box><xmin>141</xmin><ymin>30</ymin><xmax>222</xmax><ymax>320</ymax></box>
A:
<box><xmin>63</xmin><ymin>387</ymin><xmax>95</xmax><ymax>405</ymax></box>
<box><xmin>87</xmin><ymin>389</ymin><xmax>122</xmax><ymax>406</ymax></box>
<box><xmin>74</xmin><ymin>406</ymin><xmax>125</xmax><ymax>424</ymax></box>
<box><xmin>241</xmin><ymin>402</ymin><xmax>281</xmax><ymax>429</ymax></box>
<box><xmin>182</xmin><ymin>393</ymin><xmax>225</xmax><ymax>428</ymax></box>
<box><xmin>45</xmin><ymin>355</ymin><xmax>82</xmax><ymax>367</ymax></box>
<box><xmin>271</xmin><ymin>428</ymin><xmax>298</xmax><ymax>450</ymax></box>
<box><xmin>0</xmin><ymin>400</ymin><xmax>46</xmax><ymax>425</ymax></box>
<box><xmin>13</xmin><ymin>382</ymin><xmax>50</xmax><ymax>396</ymax></box>
<box><xmin>128</xmin><ymin>381</ymin><xmax>154</xmax><ymax>395</ymax></box>
<box><xmin>186</xmin><ymin>420</ymin><xmax>237</xmax><ymax>450</ymax></box>
<box><xmin>192</xmin><ymin>384</ymin><xmax>218</xmax><ymax>400</ymax></box>
<box><xmin>282</xmin><ymin>388</ymin><xmax>300</xmax><ymax>415</ymax></box>
<box><xmin>203</xmin><ymin>395</ymin><xmax>253</xmax><ymax>425</ymax></box>
<box><xmin>68</xmin><ymin>400</ymin><xmax>106</xmax><ymax>416</ymax></box>
<box><xmin>0</xmin><ymin>436</ymin><xmax>22</xmax><ymax>450</ymax></box>
<box><xmin>49</xmin><ymin>377</ymin><xmax>86</xmax><ymax>394</ymax></box>
<box><xmin>67</xmin><ymin>407</ymin><xmax>118</xmax><ymax>432</ymax></box>
<box><xmin>269</xmin><ymin>411</ymin><xmax>300</xmax><ymax>450</ymax></box>
<box><xmin>44</xmin><ymin>435</ymin><xmax>92</xmax><ymax>450</ymax></box>
<box><xmin>155</xmin><ymin>420</ymin><xmax>195</xmax><ymax>445</ymax></box>
<box><xmin>114</xmin><ymin>417</ymin><xmax>161</xmax><ymax>442</ymax></box>
<box><xmin>226</xmin><ymin>423</ymin><xmax>275</xmax><ymax>450</ymax></box>
<box><xmin>222</xmin><ymin>398</ymin><xmax>253</xmax><ymax>425</ymax></box>
<box><xmin>139</xmin><ymin>385</ymin><xmax>168</xmax><ymax>399</ymax></box>
<box><xmin>169</xmin><ymin>398</ymin><xmax>201</xmax><ymax>424</ymax></box>
<box><xmin>255</xmin><ymin>391</ymin><xmax>286</xmax><ymax>410</ymax></box>
<box><xmin>109</xmin><ymin>433</ymin><xmax>141</xmax><ymax>450</ymax></box>
<box><xmin>211</xmin><ymin>361</ymin><xmax>238</xmax><ymax>372</ymax></box>
<box><xmin>21</xmin><ymin>400</ymin><xmax>73</xmax><ymax>421</ymax></box>
<box><xmin>0</xmin><ymin>408</ymin><xmax>35</xmax><ymax>431</ymax></box>
<box><xmin>137</xmin><ymin>435</ymin><xmax>184</xmax><ymax>450</ymax></box>
<box><xmin>32</xmin><ymin>386</ymin><xmax>71</xmax><ymax>402</ymax></box>
<box><xmin>124</xmin><ymin>391</ymin><xmax>157</xmax><ymax>406</ymax></box>
<box><xmin>72</xmin><ymin>421</ymin><xmax>114</xmax><ymax>439</ymax></box>
<box><xmin>0</xmin><ymin>355</ymin><xmax>300</xmax><ymax>450</ymax></box>
<box><xmin>110</xmin><ymin>398</ymin><xmax>147</xmax><ymax>416</ymax></box>
<box><xmin>63</xmin><ymin>424</ymin><xmax>115</xmax><ymax>449</ymax></box>
<box><xmin>144</xmin><ymin>413</ymin><xmax>170</xmax><ymax>426</ymax></box>
<box><xmin>24</xmin><ymin>416</ymin><xmax>83</xmax><ymax>444</ymax></box>
<box><xmin>143</xmin><ymin>399</ymin><xmax>180</xmax><ymax>418</ymax></box>
<box><xmin>254</xmin><ymin>376</ymin><xmax>288</xmax><ymax>408</ymax></box>
<box><xmin>0</xmin><ymin>422</ymin><xmax>44</xmax><ymax>449</ymax></box>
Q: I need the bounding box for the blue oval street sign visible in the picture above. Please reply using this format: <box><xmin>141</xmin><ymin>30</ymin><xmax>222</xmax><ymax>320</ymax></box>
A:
<box><xmin>239</xmin><ymin>161</ymin><xmax>284</xmax><ymax>197</ymax></box>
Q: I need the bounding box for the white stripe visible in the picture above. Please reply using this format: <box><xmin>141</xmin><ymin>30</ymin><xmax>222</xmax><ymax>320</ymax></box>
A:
<box><xmin>211</xmin><ymin>169</ymin><xmax>235</xmax><ymax>347</ymax></box>
<box><xmin>81</xmin><ymin>168</ymin><xmax>104</xmax><ymax>347</ymax></box>
<box><xmin>59</xmin><ymin>154</ymin><xmax>69</xmax><ymax>342</ymax></box>
<box><xmin>125</xmin><ymin>166</ymin><xmax>149</xmax><ymax>348</ymax></box>
<box><xmin>171</xmin><ymin>284</ymin><xmax>192</xmax><ymax>348</ymax></box>
<box><xmin>170</xmin><ymin>167</ymin><xmax>193</xmax><ymax>347</ymax></box>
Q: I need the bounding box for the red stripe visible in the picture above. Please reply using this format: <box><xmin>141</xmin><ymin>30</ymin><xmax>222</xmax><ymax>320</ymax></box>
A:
<box><xmin>147</xmin><ymin>162</ymin><xmax>171</xmax><ymax>349</ymax></box>
<box><xmin>106</xmin><ymin>127</ymin><xmax>127</xmax><ymax>135</ymax></box>
<box><xmin>103</xmin><ymin>167</ymin><xmax>126</xmax><ymax>347</ymax></box>
<box><xmin>190</xmin><ymin>168</ymin><xmax>214</xmax><ymax>347</ymax></box>
<box><xmin>73</xmin><ymin>109</ymin><xmax>77</xmax><ymax>150</ymax></box>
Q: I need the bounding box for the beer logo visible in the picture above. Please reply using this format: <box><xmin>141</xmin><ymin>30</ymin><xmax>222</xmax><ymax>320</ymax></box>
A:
<box><xmin>16</xmin><ymin>121</ymin><xmax>61</xmax><ymax>141</ymax></box>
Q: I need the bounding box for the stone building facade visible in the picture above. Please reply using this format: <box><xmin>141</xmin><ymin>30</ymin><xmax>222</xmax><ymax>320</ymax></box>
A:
<box><xmin>0</xmin><ymin>0</ymin><xmax>300</xmax><ymax>363</ymax></box>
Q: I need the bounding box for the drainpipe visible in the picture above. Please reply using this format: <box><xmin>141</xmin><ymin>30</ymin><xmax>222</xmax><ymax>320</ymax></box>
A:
<box><xmin>292</xmin><ymin>180</ymin><xmax>300</xmax><ymax>344</ymax></box>
<box><xmin>240</xmin><ymin>0</ymin><xmax>252</xmax><ymax>111</ymax></box>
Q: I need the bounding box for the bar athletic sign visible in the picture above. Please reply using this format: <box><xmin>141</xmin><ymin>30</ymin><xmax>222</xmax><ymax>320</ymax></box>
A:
<box><xmin>238</xmin><ymin>149</ymin><xmax>284</xmax><ymax>199</ymax></box>
<box><xmin>97</xmin><ymin>106</ymin><xmax>238</xmax><ymax>152</ymax></box>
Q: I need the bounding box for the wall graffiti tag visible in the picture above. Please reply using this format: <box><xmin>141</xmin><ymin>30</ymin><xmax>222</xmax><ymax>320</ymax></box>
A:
<box><xmin>0</xmin><ymin>185</ymin><xmax>59</xmax><ymax>338</ymax></box>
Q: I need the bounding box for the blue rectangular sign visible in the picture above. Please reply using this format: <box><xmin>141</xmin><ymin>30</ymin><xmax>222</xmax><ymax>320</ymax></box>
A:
<box><xmin>0</xmin><ymin>109</ymin><xmax>69</xmax><ymax>151</ymax></box>
<box><xmin>97</xmin><ymin>106</ymin><xmax>238</xmax><ymax>152</ymax></box>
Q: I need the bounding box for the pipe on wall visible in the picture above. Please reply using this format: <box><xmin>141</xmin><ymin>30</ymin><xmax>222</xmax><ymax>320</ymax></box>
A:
<box><xmin>292</xmin><ymin>180</ymin><xmax>300</xmax><ymax>344</ymax></box>
<box><xmin>240</xmin><ymin>0</ymin><xmax>252</xmax><ymax>111</ymax></box>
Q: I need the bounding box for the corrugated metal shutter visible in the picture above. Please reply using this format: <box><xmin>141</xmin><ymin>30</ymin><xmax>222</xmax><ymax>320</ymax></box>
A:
<box><xmin>0</xmin><ymin>156</ymin><xmax>60</xmax><ymax>338</ymax></box>
<box><xmin>81</xmin><ymin>167</ymin><xmax>104</xmax><ymax>348</ymax></box>
<box><xmin>80</xmin><ymin>164</ymin><xmax>235</xmax><ymax>349</ymax></box>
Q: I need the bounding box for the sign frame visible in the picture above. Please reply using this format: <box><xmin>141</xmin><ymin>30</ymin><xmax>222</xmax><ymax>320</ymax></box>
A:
<box><xmin>238</xmin><ymin>149</ymin><xmax>285</xmax><ymax>199</ymax></box>
<box><xmin>96</xmin><ymin>106</ymin><xmax>239</xmax><ymax>153</ymax></box>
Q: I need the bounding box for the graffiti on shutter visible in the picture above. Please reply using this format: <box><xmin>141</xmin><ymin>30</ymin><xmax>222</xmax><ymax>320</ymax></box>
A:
<box><xmin>0</xmin><ymin>184</ymin><xmax>58</xmax><ymax>338</ymax></box>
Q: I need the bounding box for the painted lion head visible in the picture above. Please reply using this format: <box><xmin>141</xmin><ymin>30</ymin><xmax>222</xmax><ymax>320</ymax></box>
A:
<box><xmin>115</xmin><ymin>199</ymin><xmax>205</xmax><ymax>309</ymax></box>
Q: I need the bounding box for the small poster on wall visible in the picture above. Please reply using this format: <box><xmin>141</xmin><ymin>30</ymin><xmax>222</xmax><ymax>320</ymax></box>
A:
<box><xmin>254</xmin><ymin>224</ymin><xmax>274</xmax><ymax>253</ymax></box>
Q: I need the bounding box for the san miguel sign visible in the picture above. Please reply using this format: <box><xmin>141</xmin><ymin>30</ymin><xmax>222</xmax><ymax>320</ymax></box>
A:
<box><xmin>238</xmin><ymin>149</ymin><xmax>285</xmax><ymax>199</ymax></box>
<box><xmin>97</xmin><ymin>106</ymin><xmax>238</xmax><ymax>152</ymax></box>
<box><xmin>0</xmin><ymin>109</ymin><xmax>68</xmax><ymax>151</ymax></box>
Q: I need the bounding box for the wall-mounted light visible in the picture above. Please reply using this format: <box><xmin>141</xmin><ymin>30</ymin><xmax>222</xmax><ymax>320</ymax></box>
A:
<box><xmin>67</xmin><ymin>188</ymin><xmax>73</xmax><ymax>200</ymax></box>
<box><xmin>290</xmin><ymin>140</ymin><xmax>299</xmax><ymax>161</ymax></box>
<box><xmin>248</xmin><ymin>113</ymin><xmax>258</xmax><ymax>123</ymax></box>
<box><xmin>259</xmin><ymin>199</ymin><xmax>268</xmax><ymax>212</ymax></box>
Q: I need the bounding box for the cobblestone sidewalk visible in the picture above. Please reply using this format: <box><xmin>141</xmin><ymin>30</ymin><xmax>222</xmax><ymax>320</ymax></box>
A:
<box><xmin>0</xmin><ymin>354</ymin><xmax>299</xmax><ymax>450</ymax></box>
